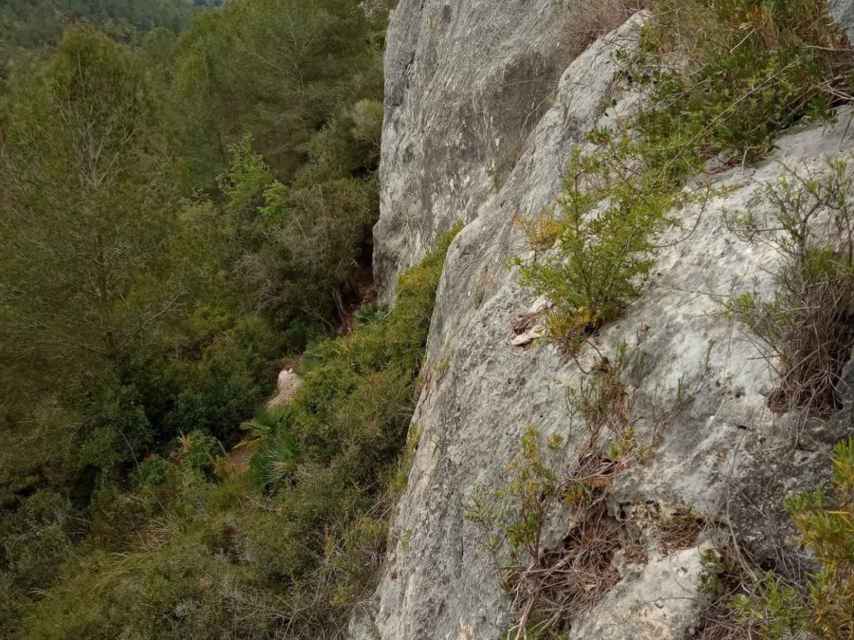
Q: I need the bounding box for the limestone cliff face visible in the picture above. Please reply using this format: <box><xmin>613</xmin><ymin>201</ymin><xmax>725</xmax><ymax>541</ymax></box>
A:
<box><xmin>831</xmin><ymin>0</ymin><xmax>854</xmax><ymax>42</ymax></box>
<box><xmin>357</xmin><ymin>3</ymin><xmax>854</xmax><ymax>639</ymax></box>
<box><xmin>374</xmin><ymin>0</ymin><xmax>593</xmax><ymax>297</ymax></box>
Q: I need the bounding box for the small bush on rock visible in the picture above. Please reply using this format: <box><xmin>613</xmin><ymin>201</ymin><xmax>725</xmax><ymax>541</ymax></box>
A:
<box><xmin>639</xmin><ymin>0</ymin><xmax>852</xmax><ymax>162</ymax></box>
<box><xmin>467</xmin><ymin>354</ymin><xmax>644</xmax><ymax>639</ymax></box>
<box><xmin>516</xmin><ymin>141</ymin><xmax>681</xmax><ymax>352</ymax></box>
<box><xmin>783</xmin><ymin>436</ymin><xmax>853</xmax><ymax>640</ymax></box>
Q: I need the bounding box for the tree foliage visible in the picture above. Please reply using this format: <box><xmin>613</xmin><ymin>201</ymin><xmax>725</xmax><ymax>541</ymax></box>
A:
<box><xmin>1</xmin><ymin>28</ymin><xmax>182</xmax><ymax>393</ymax></box>
<box><xmin>0</xmin><ymin>1</ymin><xmax>389</xmax><ymax>636</ymax></box>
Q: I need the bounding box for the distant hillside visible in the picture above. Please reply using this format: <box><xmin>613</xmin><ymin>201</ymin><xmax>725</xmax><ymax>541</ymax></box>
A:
<box><xmin>0</xmin><ymin>0</ymin><xmax>219</xmax><ymax>72</ymax></box>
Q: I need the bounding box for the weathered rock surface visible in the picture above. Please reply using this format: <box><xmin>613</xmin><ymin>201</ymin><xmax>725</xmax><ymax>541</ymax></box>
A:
<box><xmin>356</xmin><ymin>3</ymin><xmax>854</xmax><ymax>639</ymax></box>
<box><xmin>830</xmin><ymin>0</ymin><xmax>854</xmax><ymax>43</ymax></box>
<box><xmin>571</xmin><ymin>544</ymin><xmax>713</xmax><ymax>640</ymax></box>
<box><xmin>374</xmin><ymin>0</ymin><xmax>614</xmax><ymax>297</ymax></box>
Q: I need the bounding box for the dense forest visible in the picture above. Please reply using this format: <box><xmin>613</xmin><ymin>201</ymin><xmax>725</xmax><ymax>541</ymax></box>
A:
<box><xmin>0</xmin><ymin>0</ymin><xmax>224</xmax><ymax>73</ymax></box>
<box><xmin>0</xmin><ymin>1</ymin><xmax>440</xmax><ymax>637</ymax></box>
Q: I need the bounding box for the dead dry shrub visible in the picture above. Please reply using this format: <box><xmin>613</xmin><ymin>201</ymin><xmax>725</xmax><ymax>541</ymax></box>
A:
<box><xmin>467</xmin><ymin>352</ymin><xmax>643</xmax><ymax>639</ymax></box>
<box><xmin>753</xmin><ymin>259</ymin><xmax>854</xmax><ymax>416</ymax></box>
<box><xmin>657</xmin><ymin>507</ymin><xmax>706</xmax><ymax>554</ymax></box>
<box><xmin>561</xmin><ymin>0</ymin><xmax>650</xmax><ymax>60</ymax></box>
<box><xmin>488</xmin><ymin>437</ymin><xmax>636</xmax><ymax>640</ymax></box>
<box><xmin>726</xmin><ymin>157</ymin><xmax>854</xmax><ymax>419</ymax></box>
<box><xmin>504</xmin><ymin>500</ymin><xmax>625</xmax><ymax>638</ymax></box>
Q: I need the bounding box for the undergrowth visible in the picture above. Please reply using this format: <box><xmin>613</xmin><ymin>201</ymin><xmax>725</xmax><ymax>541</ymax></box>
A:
<box><xmin>19</xmin><ymin>227</ymin><xmax>460</xmax><ymax>639</ymax></box>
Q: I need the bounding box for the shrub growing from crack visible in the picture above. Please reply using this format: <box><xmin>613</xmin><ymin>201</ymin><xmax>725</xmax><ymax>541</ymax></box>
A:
<box><xmin>467</xmin><ymin>353</ymin><xmax>643</xmax><ymax>639</ymax></box>
<box><xmin>467</xmin><ymin>426</ymin><xmax>630</xmax><ymax>640</ymax></box>
<box><xmin>515</xmin><ymin>141</ymin><xmax>683</xmax><ymax>353</ymax></box>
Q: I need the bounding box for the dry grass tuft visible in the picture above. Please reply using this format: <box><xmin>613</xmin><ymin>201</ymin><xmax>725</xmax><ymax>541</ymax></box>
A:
<box><xmin>503</xmin><ymin>501</ymin><xmax>625</xmax><ymax>638</ymax></box>
<box><xmin>560</xmin><ymin>0</ymin><xmax>650</xmax><ymax>60</ymax></box>
<box><xmin>657</xmin><ymin>508</ymin><xmax>705</xmax><ymax>554</ymax></box>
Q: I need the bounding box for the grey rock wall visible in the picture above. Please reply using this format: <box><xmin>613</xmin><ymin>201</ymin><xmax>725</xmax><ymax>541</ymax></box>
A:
<box><xmin>830</xmin><ymin>0</ymin><xmax>854</xmax><ymax>43</ymax></box>
<box><xmin>375</xmin><ymin>0</ymin><xmax>596</xmax><ymax>297</ymax></box>
<box><xmin>357</xmin><ymin>2</ymin><xmax>854</xmax><ymax>639</ymax></box>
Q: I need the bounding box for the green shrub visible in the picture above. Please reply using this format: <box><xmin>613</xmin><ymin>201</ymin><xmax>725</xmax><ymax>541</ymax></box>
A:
<box><xmin>353</xmin><ymin>302</ymin><xmax>388</xmax><ymax>326</ymax></box>
<box><xmin>639</xmin><ymin>0</ymin><xmax>851</xmax><ymax>162</ymax></box>
<box><xmin>0</xmin><ymin>491</ymin><xmax>75</xmax><ymax>640</ymax></box>
<box><xmin>0</xmin><ymin>490</ymin><xmax>73</xmax><ymax>592</ymax></box>
<box><xmin>178</xmin><ymin>430</ymin><xmax>224</xmax><ymax>475</ymax></box>
<box><xmin>75</xmin><ymin>380</ymin><xmax>154</xmax><ymax>474</ymax></box>
<box><xmin>731</xmin><ymin>574</ymin><xmax>810</xmax><ymax>640</ymax></box>
<box><xmin>722</xmin><ymin>437</ymin><xmax>853</xmax><ymax>640</ymax></box>
<box><xmin>784</xmin><ymin>437</ymin><xmax>854</xmax><ymax>639</ymax></box>
<box><xmin>170</xmin><ymin>314</ymin><xmax>281</xmax><ymax>444</ymax></box>
<box><xmin>516</xmin><ymin>141</ymin><xmax>681</xmax><ymax>351</ymax></box>
<box><xmin>132</xmin><ymin>455</ymin><xmax>171</xmax><ymax>489</ymax></box>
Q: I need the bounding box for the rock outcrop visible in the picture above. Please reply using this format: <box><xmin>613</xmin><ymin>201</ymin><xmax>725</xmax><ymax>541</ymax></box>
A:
<box><xmin>374</xmin><ymin>0</ymin><xmax>626</xmax><ymax>297</ymax></box>
<box><xmin>267</xmin><ymin>368</ymin><xmax>303</xmax><ymax>409</ymax></box>
<box><xmin>357</xmin><ymin>3</ymin><xmax>854</xmax><ymax>639</ymax></box>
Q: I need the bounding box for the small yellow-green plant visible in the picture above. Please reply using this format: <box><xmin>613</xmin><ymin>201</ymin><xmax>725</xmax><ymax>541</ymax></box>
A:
<box><xmin>784</xmin><ymin>436</ymin><xmax>853</xmax><ymax>639</ymax></box>
<box><xmin>516</xmin><ymin>141</ymin><xmax>682</xmax><ymax>351</ymax></box>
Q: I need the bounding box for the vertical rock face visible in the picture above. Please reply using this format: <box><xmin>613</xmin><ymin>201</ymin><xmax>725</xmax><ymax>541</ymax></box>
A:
<box><xmin>375</xmin><ymin>0</ymin><xmax>604</xmax><ymax>297</ymax></box>
<box><xmin>360</xmin><ymin>3</ymin><xmax>854</xmax><ymax>639</ymax></box>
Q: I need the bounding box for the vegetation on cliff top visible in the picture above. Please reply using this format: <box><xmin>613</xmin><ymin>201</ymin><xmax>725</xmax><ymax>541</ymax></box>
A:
<box><xmin>519</xmin><ymin>0</ymin><xmax>853</xmax><ymax>350</ymax></box>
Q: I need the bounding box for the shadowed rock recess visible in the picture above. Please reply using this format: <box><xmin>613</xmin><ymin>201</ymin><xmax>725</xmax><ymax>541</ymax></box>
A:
<box><xmin>357</xmin><ymin>3</ymin><xmax>854</xmax><ymax>640</ymax></box>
